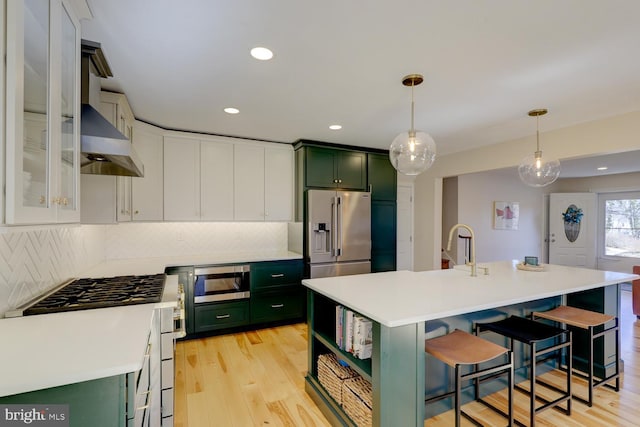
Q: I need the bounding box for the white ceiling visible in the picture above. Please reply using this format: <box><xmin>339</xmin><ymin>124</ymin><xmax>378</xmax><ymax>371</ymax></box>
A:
<box><xmin>81</xmin><ymin>0</ymin><xmax>640</xmax><ymax>163</ymax></box>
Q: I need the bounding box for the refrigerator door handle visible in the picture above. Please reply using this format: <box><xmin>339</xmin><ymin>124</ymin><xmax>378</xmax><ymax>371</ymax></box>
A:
<box><xmin>336</xmin><ymin>196</ymin><xmax>342</xmax><ymax>257</ymax></box>
<box><xmin>331</xmin><ymin>197</ymin><xmax>338</xmax><ymax>257</ymax></box>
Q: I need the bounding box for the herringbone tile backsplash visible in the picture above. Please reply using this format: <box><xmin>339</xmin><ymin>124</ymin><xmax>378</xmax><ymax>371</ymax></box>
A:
<box><xmin>104</xmin><ymin>222</ymin><xmax>288</xmax><ymax>259</ymax></box>
<box><xmin>0</xmin><ymin>225</ymin><xmax>106</xmax><ymax>316</ymax></box>
<box><xmin>0</xmin><ymin>222</ymin><xmax>291</xmax><ymax>316</ymax></box>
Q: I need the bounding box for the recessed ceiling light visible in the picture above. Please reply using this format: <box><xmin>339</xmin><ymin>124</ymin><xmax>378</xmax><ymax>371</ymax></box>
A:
<box><xmin>224</xmin><ymin>107</ymin><xmax>239</xmax><ymax>114</ymax></box>
<box><xmin>597</xmin><ymin>166</ymin><xmax>608</xmax><ymax>171</ymax></box>
<box><xmin>250</xmin><ymin>47</ymin><xmax>273</xmax><ymax>61</ymax></box>
<box><xmin>329</xmin><ymin>124</ymin><xmax>342</xmax><ymax>130</ymax></box>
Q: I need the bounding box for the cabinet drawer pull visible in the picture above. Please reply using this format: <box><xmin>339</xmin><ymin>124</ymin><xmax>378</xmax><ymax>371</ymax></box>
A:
<box><xmin>270</xmin><ymin>273</ymin><xmax>285</xmax><ymax>278</ymax></box>
<box><xmin>271</xmin><ymin>304</ymin><xmax>284</xmax><ymax>308</ymax></box>
<box><xmin>216</xmin><ymin>314</ymin><xmax>231</xmax><ymax>319</ymax></box>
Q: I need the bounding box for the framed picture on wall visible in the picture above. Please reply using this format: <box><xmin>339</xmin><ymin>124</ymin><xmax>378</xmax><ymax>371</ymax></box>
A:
<box><xmin>494</xmin><ymin>201</ymin><xmax>519</xmax><ymax>230</ymax></box>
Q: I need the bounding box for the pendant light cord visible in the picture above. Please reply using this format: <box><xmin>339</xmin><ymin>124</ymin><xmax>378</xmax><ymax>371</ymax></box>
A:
<box><xmin>536</xmin><ymin>114</ymin><xmax>540</xmax><ymax>152</ymax></box>
<box><xmin>410</xmin><ymin>80</ymin><xmax>415</xmax><ymax>134</ymax></box>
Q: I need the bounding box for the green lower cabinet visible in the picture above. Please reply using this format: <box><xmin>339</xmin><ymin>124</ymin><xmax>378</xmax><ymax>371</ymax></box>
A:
<box><xmin>0</xmin><ymin>375</ymin><xmax>127</xmax><ymax>427</ymax></box>
<box><xmin>251</xmin><ymin>288</ymin><xmax>305</xmax><ymax>323</ymax></box>
<box><xmin>251</xmin><ymin>260</ymin><xmax>303</xmax><ymax>292</ymax></box>
<box><xmin>567</xmin><ymin>285</ymin><xmax>619</xmax><ymax>378</ymax></box>
<box><xmin>194</xmin><ymin>300</ymin><xmax>250</xmax><ymax>333</ymax></box>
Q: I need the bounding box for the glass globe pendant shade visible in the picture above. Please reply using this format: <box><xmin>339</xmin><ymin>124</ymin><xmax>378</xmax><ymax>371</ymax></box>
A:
<box><xmin>518</xmin><ymin>151</ymin><xmax>561</xmax><ymax>187</ymax></box>
<box><xmin>389</xmin><ymin>130</ymin><xmax>436</xmax><ymax>175</ymax></box>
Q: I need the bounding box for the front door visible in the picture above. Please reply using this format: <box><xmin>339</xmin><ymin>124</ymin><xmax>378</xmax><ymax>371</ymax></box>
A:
<box><xmin>549</xmin><ymin>193</ymin><xmax>597</xmax><ymax>267</ymax></box>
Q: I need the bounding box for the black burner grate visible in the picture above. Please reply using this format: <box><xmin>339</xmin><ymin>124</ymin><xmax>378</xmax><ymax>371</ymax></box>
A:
<box><xmin>24</xmin><ymin>274</ymin><xmax>166</xmax><ymax>315</ymax></box>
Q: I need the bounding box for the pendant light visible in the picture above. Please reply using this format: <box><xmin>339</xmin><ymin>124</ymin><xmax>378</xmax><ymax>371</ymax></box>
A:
<box><xmin>389</xmin><ymin>74</ymin><xmax>436</xmax><ymax>176</ymax></box>
<box><xmin>518</xmin><ymin>108</ymin><xmax>560</xmax><ymax>187</ymax></box>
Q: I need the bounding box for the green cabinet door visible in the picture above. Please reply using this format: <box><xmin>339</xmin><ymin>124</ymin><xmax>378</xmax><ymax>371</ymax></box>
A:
<box><xmin>336</xmin><ymin>151</ymin><xmax>367</xmax><ymax>190</ymax></box>
<box><xmin>194</xmin><ymin>300</ymin><xmax>250</xmax><ymax>332</ymax></box>
<box><xmin>371</xmin><ymin>201</ymin><xmax>397</xmax><ymax>272</ymax></box>
<box><xmin>305</xmin><ymin>147</ymin><xmax>337</xmax><ymax>188</ymax></box>
<box><xmin>368</xmin><ymin>153</ymin><xmax>397</xmax><ymax>201</ymax></box>
<box><xmin>0</xmin><ymin>375</ymin><xmax>127</xmax><ymax>427</ymax></box>
<box><xmin>304</xmin><ymin>146</ymin><xmax>367</xmax><ymax>190</ymax></box>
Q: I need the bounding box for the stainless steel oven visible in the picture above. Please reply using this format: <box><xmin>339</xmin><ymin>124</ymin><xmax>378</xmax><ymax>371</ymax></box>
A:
<box><xmin>193</xmin><ymin>265</ymin><xmax>250</xmax><ymax>303</ymax></box>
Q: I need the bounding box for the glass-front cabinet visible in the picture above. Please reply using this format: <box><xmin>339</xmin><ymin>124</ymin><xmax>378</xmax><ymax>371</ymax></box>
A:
<box><xmin>5</xmin><ymin>0</ymin><xmax>81</xmax><ymax>224</ymax></box>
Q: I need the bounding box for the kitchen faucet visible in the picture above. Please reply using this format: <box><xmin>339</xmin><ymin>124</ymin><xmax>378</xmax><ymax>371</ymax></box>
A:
<box><xmin>446</xmin><ymin>223</ymin><xmax>479</xmax><ymax>277</ymax></box>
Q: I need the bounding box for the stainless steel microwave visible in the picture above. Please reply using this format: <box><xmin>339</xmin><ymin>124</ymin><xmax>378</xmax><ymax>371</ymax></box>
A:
<box><xmin>193</xmin><ymin>265</ymin><xmax>250</xmax><ymax>303</ymax></box>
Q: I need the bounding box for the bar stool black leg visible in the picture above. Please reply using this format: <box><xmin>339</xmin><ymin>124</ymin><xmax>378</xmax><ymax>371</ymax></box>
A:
<box><xmin>530</xmin><ymin>343</ymin><xmax>536</xmax><ymax>427</ymax></box>
<box><xmin>455</xmin><ymin>364</ymin><xmax>462</xmax><ymax>427</ymax></box>
<box><xmin>567</xmin><ymin>331</ymin><xmax>572</xmax><ymax>415</ymax></box>
<box><xmin>615</xmin><ymin>318</ymin><xmax>620</xmax><ymax>392</ymax></box>
<box><xmin>588</xmin><ymin>326</ymin><xmax>594</xmax><ymax>407</ymax></box>
<box><xmin>508</xmin><ymin>351</ymin><xmax>514</xmax><ymax>426</ymax></box>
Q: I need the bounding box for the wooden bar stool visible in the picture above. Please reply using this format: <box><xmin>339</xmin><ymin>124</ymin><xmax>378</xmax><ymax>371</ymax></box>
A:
<box><xmin>532</xmin><ymin>305</ymin><xmax>619</xmax><ymax>406</ymax></box>
<box><xmin>476</xmin><ymin>316</ymin><xmax>572</xmax><ymax>427</ymax></box>
<box><xmin>425</xmin><ymin>329</ymin><xmax>514</xmax><ymax>427</ymax></box>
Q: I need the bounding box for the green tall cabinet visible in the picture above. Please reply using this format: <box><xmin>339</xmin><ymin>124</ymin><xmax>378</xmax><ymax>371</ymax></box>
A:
<box><xmin>295</xmin><ymin>141</ymin><xmax>397</xmax><ymax>274</ymax></box>
<box><xmin>368</xmin><ymin>153</ymin><xmax>397</xmax><ymax>272</ymax></box>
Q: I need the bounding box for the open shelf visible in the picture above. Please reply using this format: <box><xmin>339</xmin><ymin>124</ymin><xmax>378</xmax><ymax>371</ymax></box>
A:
<box><xmin>313</xmin><ymin>331</ymin><xmax>372</xmax><ymax>381</ymax></box>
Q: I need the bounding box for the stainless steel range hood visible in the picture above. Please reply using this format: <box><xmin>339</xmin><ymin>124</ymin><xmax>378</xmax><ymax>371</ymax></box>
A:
<box><xmin>81</xmin><ymin>40</ymin><xmax>144</xmax><ymax>177</ymax></box>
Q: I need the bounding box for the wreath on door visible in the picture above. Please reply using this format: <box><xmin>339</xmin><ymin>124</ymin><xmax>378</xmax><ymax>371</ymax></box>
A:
<box><xmin>562</xmin><ymin>204</ymin><xmax>583</xmax><ymax>242</ymax></box>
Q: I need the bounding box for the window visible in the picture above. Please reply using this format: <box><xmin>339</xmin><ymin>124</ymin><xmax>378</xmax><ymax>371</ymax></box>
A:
<box><xmin>601</xmin><ymin>192</ymin><xmax>640</xmax><ymax>258</ymax></box>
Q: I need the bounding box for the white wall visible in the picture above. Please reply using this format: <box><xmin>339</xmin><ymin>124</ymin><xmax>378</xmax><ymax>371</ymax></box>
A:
<box><xmin>414</xmin><ymin>110</ymin><xmax>640</xmax><ymax>271</ymax></box>
<box><xmin>456</xmin><ymin>169</ymin><xmax>545</xmax><ymax>263</ymax></box>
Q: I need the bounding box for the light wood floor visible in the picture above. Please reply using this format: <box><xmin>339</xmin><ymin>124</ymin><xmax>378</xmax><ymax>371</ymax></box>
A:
<box><xmin>175</xmin><ymin>290</ymin><xmax>640</xmax><ymax>426</ymax></box>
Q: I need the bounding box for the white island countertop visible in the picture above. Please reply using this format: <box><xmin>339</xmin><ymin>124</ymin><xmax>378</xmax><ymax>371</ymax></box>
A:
<box><xmin>302</xmin><ymin>260</ymin><xmax>639</xmax><ymax>328</ymax></box>
<box><xmin>0</xmin><ymin>276</ymin><xmax>179</xmax><ymax>397</ymax></box>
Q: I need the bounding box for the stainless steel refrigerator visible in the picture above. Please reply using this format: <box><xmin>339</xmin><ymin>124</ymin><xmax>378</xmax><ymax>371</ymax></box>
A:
<box><xmin>307</xmin><ymin>189</ymin><xmax>371</xmax><ymax>278</ymax></box>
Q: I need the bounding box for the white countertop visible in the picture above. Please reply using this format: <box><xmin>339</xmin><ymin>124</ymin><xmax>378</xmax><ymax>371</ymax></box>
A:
<box><xmin>80</xmin><ymin>250</ymin><xmax>302</xmax><ymax>277</ymax></box>
<box><xmin>302</xmin><ymin>260</ymin><xmax>639</xmax><ymax>328</ymax></box>
<box><xmin>0</xmin><ymin>276</ymin><xmax>179</xmax><ymax>398</ymax></box>
<box><xmin>0</xmin><ymin>304</ymin><xmax>155</xmax><ymax>397</ymax></box>
<box><xmin>0</xmin><ymin>251</ymin><xmax>301</xmax><ymax>398</ymax></box>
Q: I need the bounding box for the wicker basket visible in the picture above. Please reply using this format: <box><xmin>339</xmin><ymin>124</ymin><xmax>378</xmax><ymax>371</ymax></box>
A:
<box><xmin>317</xmin><ymin>353</ymin><xmax>358</xmax><ymax>405</ymax></box>
<box><xmin>342</xmin><ymin>376</ymin><xmax>373</xmax><ymax>427</ymax></box>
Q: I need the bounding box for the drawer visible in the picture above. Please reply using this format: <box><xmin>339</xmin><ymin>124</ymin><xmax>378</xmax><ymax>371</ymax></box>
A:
<box><xmin>251</xmin><ymin>260</ymin><xmax>303</xmax><ymax>291</ymax></box>
<box><xmin>161</xmin><ymin>333</ymin><xmax>174</xmax><ymax>359</ymax></box>
<box><xmin>250</xmin><ymin>289</ymin><xmax>305</xmax><ymax>323</ymax></box>
<box><xmin>162</xmin><ymin>359</ymin><xmax>174</xmax><ymax>389</ymax></box>
<box><xmin>194</xmin><ymin>301</ymin><xmax>250</xmax><ymax>332</ymax></box>
<box><xmin>161</xmin><ymin>388</ymin><xmax>174</xmax><ymax>418</ymax></box>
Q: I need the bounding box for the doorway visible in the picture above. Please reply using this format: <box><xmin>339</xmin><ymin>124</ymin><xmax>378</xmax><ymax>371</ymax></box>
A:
<box><xmin>397</xmin><ymin>183</ymin><xmax>414</xmax><ymax>271</ymax></box>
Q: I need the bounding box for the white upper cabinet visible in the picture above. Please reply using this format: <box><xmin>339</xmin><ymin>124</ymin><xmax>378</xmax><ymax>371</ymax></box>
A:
<box><xmin>81</xmin><ymin>94</ymin><xmax>164</xmax><ymax>223</ymax></box>
<box><xmin>234</xmin><ymin>144</ymin><xmax>265</xmax><ymax>221</ymax></box>
<box><xmin>163</xmin><ymin>136</ymin><xmax>200</xmax><ymax>221</ymax></box>
<box><xmin>162</xmin><ymin>135</ymin><xmax>293</xmax><ymax>222</ymax></box>
<box><xmin>265</xmin><ymin>146</ymin><xmax>294</xmax><ymax>221</ymax></box>
<box><xmin>100</xmin><ymin>91</ymin><xmax>134</xmax><ymax>222</ymax></box>
<box><xmin>234</xmin><ymin>143</ymin><xmax>293</xmax><ymax>221</ymax></box>
<box><xmin>201</xmin><ymin>138</ymin><xmax>234</xmax><ymax>220</ymax></box>
<box><xmin>131</xmin><ymin>122</ymin><xmax>164</xmax><ymax>221</ymax></box>
<box><xmin>5</xmin><ymin>0</ymin><xmax>81</xmax><ymax>224</ymax></box>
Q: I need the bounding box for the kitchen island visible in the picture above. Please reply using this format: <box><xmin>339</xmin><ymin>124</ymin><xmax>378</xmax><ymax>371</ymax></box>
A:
<box><xmin>302</xmin><ymin>260</ymin><xmax>638</xmax><ymax>427</ymax></box>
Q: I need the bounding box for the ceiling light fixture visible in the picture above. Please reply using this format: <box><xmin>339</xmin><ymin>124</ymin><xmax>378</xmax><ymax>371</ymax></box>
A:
<box><xmin>329</xmin><ymin>124</ymin><xmax>342</xmax><ymax>130</ymax></box>
<box><xmin>224</xmin><ymin>107</ymin><xmax>240</xmax><ymax>114</ymax></box>
<box><xmin>250</xmin><ymin>47</ymin><xmax>273</xmax><ymax>61</ymax></box>
<box><xmin>597</xmin><ymin>166</ymin><xmax>608</xmax><ymax>171</ymax></box>
<box><xmin>518</xmin><ymin>108</ymin><xmax>560</xmax><ymax>187</ymax></box>
<box><xmin>389</xmin><ymin>74</ymin><xmax>436</xmax><ymax>176</ymax></box>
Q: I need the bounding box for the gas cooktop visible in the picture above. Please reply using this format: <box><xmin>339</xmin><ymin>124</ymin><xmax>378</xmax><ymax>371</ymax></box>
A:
<box><xmin>18</xmin><ymin>274</ymin><xmax>166</xmax><ymax>316</ymax></box>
